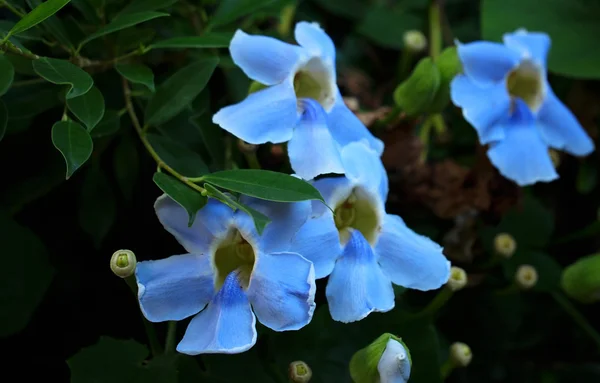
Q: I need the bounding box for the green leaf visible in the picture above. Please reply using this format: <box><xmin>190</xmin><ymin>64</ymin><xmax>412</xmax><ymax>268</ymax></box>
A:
<box><xmin>119</xmin><ymin>0</ymin><xmax>177</xmax><ymax>15</ymax></box>
<box><xmin>146</xmin><ymin>133</ymin><xmax>209</xmax><ymax>177</ymax></box>
<box><xmin>145</xmin><ymin>57</ymin><xmax>219</xmax><ymax>126</ymax></box>
<box><xmin>115</xmin><ymin>62</ymin><xmax>155</xmax><ymax>92</ymax></box>
<box><xmin>66</xmin><ymin>86</ymin><xmax>105</xmax><ymax>131</ymax></box>
<box><xmin>482</xmin><ymin>0</ymin><xmax>600</xmax><ymax>78</ymax></box>
<box><xmin>153</xmin><ymin>172</ymin><xmax>207</xmax><ymax>226</ymax></box>
<box><xmin>33</xmin><ymin>57</ymin><xmax>93</xmax><ymax>99</ymax></box>
<box><xmin>90</xmin><ymin>109</ymin><xmax>121</xmax><ymax>138</ymax></box>
<box><xmin>498</xmin><ymin>194</ymin><xmax>554</xmax><ymax>248</ymax></box>
<box><xmin>7</xmin><ymin>0</ymin><xmax>71</xmax><ymax>37</ymax></box>
<box><xmin>204</xmin><ymin>183</ymin><xmax>270</xmax><ymax>234</ymax></box>
<box><xmin>71</xmin><ymin>0</ymin><xmax>101</xmax><ymax>24</ymax></box>
<box><xmin>427</xmin><ymin>46</ymin><xmax>462</xmax><ymax>113</ymax></box>
<box><xmin>0</xmin><ymin>214</ymin><xmax>54</xmax><ymax>337</ymax></box>
<box><xmin>357</xmin><ymin>6</ymin><xmax>423</xmax><ymax>50</ymax></box>
<box><xmin>78</xmin><ymin>11</ymin><xmax>169</xmax><ymax>48</ymax></box>
<box><xmin>312</xmin><ymin>0</ymin><xmax>368</xmax><ymax>20</ymax></box>
<box><xmin>0</xmin><ymin>55</ymin><xmax>15</xmax><ymax>96</ymax></box>
<box><xmin>203</xmin><ymin>169</ymin><xmax>325</xmax><ymax>203</ymax></box>
<box><xmin>394</xmin><ymin>57</ymin><xmax>441</xmax><ymax>116</ymax></box>
<box><xmin>0</xmin><ymin>99</ymin><xmax>6</xmax><ymax>143</ymax></box>
<box><xmin>149</xmin><ymin>33</ymin><xmax>233</xmax><ymax>50</ymax></box>
<box><xmin>51</xmin><ymin>121</ymin><xmax>94</xmax><ymax>179</ymax></box>
<box><xmin>79</xmin><ymin>166</ymin><xmax>116</xmax><ymax>248</ymax></box>
<box><xmin>210</xmin><ymin>0</ymin><xmax>278</xmax><ymax>28</ymax></box>
<box><xmin>190</xmin><ymin>113</ymin><xmax>225</xmax><ymax>170</ymax></box>
<box><xmin>113</xmin><ymin>133</ymin><xmax>139</xmax><ymax>201</ymax></box>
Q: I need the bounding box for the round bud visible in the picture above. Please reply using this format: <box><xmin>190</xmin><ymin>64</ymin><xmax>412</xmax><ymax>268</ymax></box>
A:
<box><xmin>289</xmin><ymin>361</ymin><xmax>312</xmax><ymax>383</ymax></box>
<box><xmin>515</xmin><ymin>264</ymin><xmax>538</xmax><ymax>290</ymax></box>
<box><xmin>110</xmin><ymin>249</ymin><xmax>137</xmax><ymax>278</ymax></box>
<box><xmin>446</xmin><ymin>266</ymin><xmax>467</xmax><ymax>292</ymax></box>
<box><xmin>494</xmin><ymin>233</ymin><xmax>517</xmax><ymax>259</ymax></box>
<box><xmin>403</xmin><ymin>30</ymin><xmax>427</xmax><ymax>52</ymax></box>
<box><xmin>350</xmin><ymin>333</ymin><xmax>412</xmax><ymax>383</ymax></box>
<box><xmin>449</xmin><ymin>342</ymin><xmax>472</xmax><ymax>367</ymax></box>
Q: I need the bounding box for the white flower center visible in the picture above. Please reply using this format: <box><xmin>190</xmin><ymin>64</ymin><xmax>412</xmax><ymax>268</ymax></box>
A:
<box><xmin>293</xmin><ymin>57</ymin><xmax>335</xmax><ymax>111</ymax></box>
<box><xmin>334</xmin><ymin>187</ymin><xmax>381</xmax><ymax>245</ymax></box>
<box><xmin>505</xmin><ymin>59</ymin><xmax>545</xmax><ymax>112</ymax></box>
<box><xmin>213</xmin><ymin>228</ymin><xmax>256</xmax><ymax>290</ymax></box>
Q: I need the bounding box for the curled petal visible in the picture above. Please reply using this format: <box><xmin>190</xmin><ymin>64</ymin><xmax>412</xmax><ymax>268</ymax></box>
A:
<box><xmin>341</xmin><ymin>141</ymin><xmax>388</xmax><ymax>202</ymax></box>
<box><xmin>294</xmin><ymin>22</ymin><xmax>336</xmax><ymax>63</ymax></box>
<box><xmin>503</xmin><ymin>29</ymin><xmax>551</xmax><ymax>66</ymax></box>
<box><xmin>456</xmin><ymin>41</ymin><xmax>520</xmax><ymax>85</ymax></box>
<box><xmin>377</xmin><ymin>338</ymin><xmax>412</xmax><ymax>383</ymax></box>
<box><xmin>136</xmin><ymin>254</ymin><xmax>215</xmax><ymax>322</ymax></box>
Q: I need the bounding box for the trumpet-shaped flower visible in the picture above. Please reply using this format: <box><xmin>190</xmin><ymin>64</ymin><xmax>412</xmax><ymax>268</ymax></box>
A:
<box><xmin>135</xmin><ymin>196</ymin><xmax>316</xmax><ymax>355</ymax></box>
<box><xmin>450</xmin><ymin>29</ymin><xmax>595</xmax><ymax>186</ymax></box>
<box><xmin>213</xmin><ymin>21</ymin><xmax>383</xmax><ymax>180</ymax></box>
<box><xmin>289</xmin><ymin>142</ymin><xmax>450</xmax><ymax>323</ymax></box>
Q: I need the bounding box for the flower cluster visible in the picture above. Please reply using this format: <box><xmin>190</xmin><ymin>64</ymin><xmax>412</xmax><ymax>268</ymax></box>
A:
<box><xmin>135</xmin><ymin>21</ymin><xmax>451</xmax><ymax>355</ymax></box>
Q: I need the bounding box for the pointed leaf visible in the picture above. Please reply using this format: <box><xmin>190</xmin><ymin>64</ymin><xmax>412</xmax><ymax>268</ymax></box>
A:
<box><xmin>51</xmin><ymin>121</ymin><xmax>93</xmax><ymax>179</ymax></box>
<box><xmin>209</xmin><ymin>0</ymin><xmax>278</xmax><ymax>28</ymax></box>
<box><xmin>90</xmin><ymin>109</ymin><xmax>121</xmax><ymax>138</ymax></box>
<box><xmin>115</xmin><ymin>62</ymin><xmax>155</xmax><ymax>92</ymax></box>
<box><xmin>0</xmin><ymin>99</ymin><xmax>6</xmax><ymax>143</ymax></box>
<box><xmin>119</xmin><ymin>0</ymin><xmax>177</xmax><ymax>15</ymax></box>
<box><xmin>145</xmin><ymin>57</ymin><xmax>219</xmax><ymax>126</ymax></box>
<box><xmin>153</xmin><ymin>172</ymin><xmax>207</xmax><ymax>226</ymax></box>
<box><xmin>7</xmin><ymin>0</ymin><xmax>71</xmax><ymax>37</ymax></box>
<box><xmin>149</xmin><ymin>33</ymin><xmax>233</xmax><ymax>49</ymax></box>
<box><xmin>204</xmin><ymin>183</ymin><xmax>270</xmax><ymax>234</ymax></box>
<box><xmin>33</xmin><ymin>57</ymin><xmax>93</xmax><ymax>99</ymax></box>
<box><xmin>146</xmin><ymin>133</ymin><xmax>209</xmax><ymax>177</ymax></box>
<box><xmin>202</xmin><ymin>169</ymin><xmax>325</xmax><ymax>203</ymax></box>
<box><xmin>0</xmin><ymin>55</ymin><xmax>15</xmax><ymax>96</ymax></box>
<box><xmin>79</xmin><ymin>11</ymin><xmax>169</xmax><ymax>48</ymax></box>
<box><xmin>66</xmin><ymin>86</ymin><xmax>105</xmax><ymax>131</ymax></box>
<box><xmin>79</xmin><ymin>166</ymin><xmax>116</xmax><ymax>248</ymax></box>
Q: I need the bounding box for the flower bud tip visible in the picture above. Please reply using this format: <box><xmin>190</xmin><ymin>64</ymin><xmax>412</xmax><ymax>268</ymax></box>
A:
<box><xmin>449</xmin><ymin>342</ymin><xmax>472</xmax><ymax>367</ymax></box>
<box><xmin>403</xmin><ymin>30</ymin><xmax>427</xmax><ymax>52</ymax></box>
<box><xmin>515</xmin><ymin>264</ymin><xmax>537</xmax><ymax>290</ymax></box>
<box><xmin>289</xmin><ymin>361</ymin><xmax>312</xmax><ymax>383</ymax></box>
<box><xmin>110</xmin><ymin>249</ymin><xmax>137</xmax><ymax>278</ymax></box>
<box><xmin>494</xmin><ymin>233</ymin><xmax>517</xmax><ymax>259</ymax></box>
<box><xmin>447</xmin><ymin>266</ymin><xmax>467</xmax><ymax>291</ymax></box>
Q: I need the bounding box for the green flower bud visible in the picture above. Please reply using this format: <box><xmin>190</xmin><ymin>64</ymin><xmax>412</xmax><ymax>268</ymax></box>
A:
<box><xmin>447</xmin><ymin>266</ymin><xmax>467</xmax><ymax>292</ymax></box>
<box><xmin>393</xmin><ymin>57</ymin><xmax>441</xmax><ymax>116</ymax></box>
<box><xmin>494</xmin><ymin>233</ymin><xmax>517</xmax><ymax>259</ymax></box>
<box><xmin>289</xmin><ymin>361</ymin><xmax>312</xmax><ymax>383</ymax></box>
<box><xmin>110</xmin><ymin>249</ymin><xmax>137</xmax><ymax>278</ymax></box>
<box><xmin>350</xmin><ymin>333</ymin><xmax>411</xmax><ymax>383</ymax></box>
<box><xmin>427</xmin><ymin>46</ymin><xmax>462</xmax><ymax>113</ymax></box>
<box><xmin>449</xmin><ymin>342</ymin><xmax>472</xmax><ymax>367</ymax></box>
<box><xmin>561</xmin><ymin>253</ymin><xmax>600</xmax><ymax>303</ymax></box>
<box><xmin>515</xmin><ymin>264</ymin><xmax>537</xmax><ymax>290</ymax></box>
<box><xmin>403</xmin><ymin>30</ymin><xmax>427</xmax><ymax>53</ymax></box>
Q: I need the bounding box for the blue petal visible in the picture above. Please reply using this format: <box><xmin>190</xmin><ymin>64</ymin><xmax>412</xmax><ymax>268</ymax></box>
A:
<box><xmin>136</xmin><ymin>254</ymin><xmax>215</xmax><ymax>322</ymax></box>
<box><xmin>247</xmin><ymin>251</ymin><xmax>316</xmax><ymax>331</ymax></box>
<box><xmin>450</xmin><ymin>74</ymin><xmax>509</xmax><ymax>144</ymax></box>
<box><xmin>503</xmin><ymin>29</ymin><xmax>551</xmax><ymax>66</ymax></box>
<box><xmin>310</xmin><ymin>176</ymin><xmax>354</xmax><ymax>217</ymax></box>
<box><xmin>288</xmin><ymin>99</ymin><xmax>345</xmax><ymax>180</ymax></box>
<box><xmin>236</xmin><ymin>197</ymin><xmax>310</xmax><ymax>253</ymax></box>
<box><xmin>456</xmin><ymin>41</ymin><xmax>520</xmax><ymax>84</ymax></box>
<box><xmin>327</xmin><ymin>93</ymin><xmax>384</xmax><ymax>155</ymax></box>
<box><xmin>212</xmin><ymin>81</ymin><xmax>298</xmax><ymax>145</ymax></box>
<box><xmin>294</xmin><ymin>22</ymin><xmax>336</xmax><ymax>64</ymax></box>
<box><xmin>326</xmin><ymin>230</ymin><xmax>395</xmax><ymax>323</ymax></box>
<box><xmin>155</xmin><ymin>195</ymin><xmax>233</xmax><ymax>254</ymax></box>
<box><xmin>341</xmin><ymin>141</ymin><xmax>388</xmax><ymax>202</ymax></box>
<box><xmin>375</xmin><ymin>214</ymin><xmax>450</xmax><ymax>291</ymax></box>
<box><xmin>377</xmin><ymin>338</ymin><xmax>411</xmax><ymax>383</ymax></box>
<box><xmin>230</xmin><ymin>30</ymin><xmax>306</xmax><ymax>86</ymax></box>
<box><xmin>177</xmin><ymin>272</ymin><xmax>257</xmax><ymax>355</ymax></box>
<box><xmin>290</xmin><ymin>211</ymin><xmax>342</xmax><ymax>278</ymax></box>
<box><xmin>537</xmin><ymin>87</ymin><xmax>594</xmax><ymax>156</ymax></box>
<box><xmin>487</xmin><ymin>99</ymin><xmax>558</xmax><ymax>186</ymax></box>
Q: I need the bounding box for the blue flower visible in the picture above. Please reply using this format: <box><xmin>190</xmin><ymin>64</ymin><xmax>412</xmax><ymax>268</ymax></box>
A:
<box><xmin>213</xmin><ymin>21</ymin><xmax>383</xmax><ymax>180</ymax></box>
<box><xmin>135</xmin><ymin>196</ymin><xmax>316</xmax><ymax>354</ymax></box>
<box><xmin>289</xmin><ymin>142</ymin><xmax>450</xmax><ymax>323</ymax></box>
<box><xmin>450</xmin><ymin>29</ymin><xmax>595</xmax><ymax>186</ymax></box>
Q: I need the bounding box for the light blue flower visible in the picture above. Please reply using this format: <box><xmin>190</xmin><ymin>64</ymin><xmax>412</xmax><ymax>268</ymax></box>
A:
<box><xmin>135</xmin><ymin>196</ymin><xmax>316</xmax><ymax>355</ymax></box>
<box><xmin>289</xmin><ymin>142</ymin><xmax>451</xmax><ymax>323</ymax></box>
<box><xmin>450</xmin><ymin>29</ymin><xmax>595</xmax><ymax>186</ymax></box>
<box><xmin>213</xmin><ymin>21</ymin><xmax>384</xmax><ymax>180</ymax></box>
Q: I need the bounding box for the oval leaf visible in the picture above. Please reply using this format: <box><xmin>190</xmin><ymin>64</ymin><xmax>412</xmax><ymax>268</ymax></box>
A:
<box><xmin>149</xmin><ymin>33</ymin><xmax>233</xmax><ymax>50</ymax></box>
<box><xmin>79</xmin><ymin>166</ymin><xmax>116</xmax><ymax>248</ymax></box>
<box><xmin>66</xmin><ymin>86</ymin><xmax>105</xmax><ymax>131</ymax></box>
<box><xmin>357</xmin><ymin>6</ymin><xmax>423</xmax><ymax>50</ymax></box>
<box><xmin>51</xmin><ymin>121</ymin><xmax>94</xmax><ymax>179</ymax></box>
<box><xmin>153</xmin><ymin>172</ymin><xmax>207</xmax><ymax>226</ymax></box>
<box><xmin>79</xmin><ymin>11</ymin><xmax>169</xmax><ymax>48</ymax></box>
<box><xmin>0</xmin><ymin>99</ymin><xmax>7</xmax><ymax>143</ymax></box>
<box><xmin>115</xmin><ymin>62</ymin><xmax>155</xmax><ymax>92</ymax></box>
<box><xmin>202</xmin><ymin>169</ymin><xmax>325</xmax><ymax>203</ymax></box>
<box><xmin>146</xmin><ymin>133</ymin><xmax>209</xmax><ymax>177</ymax></box>
<box><xmin>33</xmin><ymin>57</ymin><xmax>93</xmax><ymax>99</ymax></box>
<box><xmin>90</xmin><ymin>109</ymin><xmax>121</xmax><ymax>138</ymax></box>
<box><xmin>394</xmin><ymin>57</ymin><xmax>441</xmax><ymax>116</ymax></box>
<box><xmin>7</xmin><ymin>0</ymin><xmax>71</xmax><ymax>37</ymax></box>
<box><xmin>145</xmin><ymin>57</ymin><xmax>219</xmax><ymax>126</ymax></box>
<box><xmin>0</xmin><ymin>55</ymin><xmax>15</xmax><ymax>96</ymax></box>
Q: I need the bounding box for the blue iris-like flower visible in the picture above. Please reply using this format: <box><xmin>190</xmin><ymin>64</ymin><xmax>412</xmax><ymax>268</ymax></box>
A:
<box><xmin>213</xmin><ymin>21</ymin><xmax>383</xmax><ymax>180</ymax></box>
<box><xmin>289</xmin><ymin>142</ymin><xmax>451</xmax><ymax>323</ymax></box>
<box><xmin>135</xmin><ymin>196</ymin><xmax>316</xmax><ymax>354</ymax></box>
<box><xmin>450</xmin><ymin>29</ymin><xmax>595</xmax><ymax>186</ymax></box>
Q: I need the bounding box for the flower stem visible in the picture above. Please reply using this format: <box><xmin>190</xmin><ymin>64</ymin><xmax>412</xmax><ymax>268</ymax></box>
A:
<box><xmin>0</xmin><ymin>40</ymin><xmax>40</xmax><ymax>60</ymax></box>
<box><xmin>428</xmin><ymin>0</ymin><xmax>443</xmax><ymax>60</ymax></box>
<box><xmin>124</xmin><ymin>276</ymin><xmax>163</xmax><ymax>356</ymax></box>
<box><xmin>414</xmin><ymin>287</ymin><xmax>453</xmax><ymax>318</ymax></box>
<box><xmin>440</xmin><ymin>359</ymin><xmax>454</xmax><ymax>380</ymax></box>
<box><xmin>165</xmin><ymin>321</ymin><xmax>177</xmax><ymax>354</ymax></box>
<box><xmin>552</xmin><ymin>292</ymin><xmax>600</xmax><ymax>351</ymax></box>
<box><xmin>0</xmin><ymin>0</ymin><xmax>24</xmax><ymax>17</ymax></box>
<box><xmin>122</xmin><ymin>78</ymin><xmax>206</xmax><ymax>194</ymax></box>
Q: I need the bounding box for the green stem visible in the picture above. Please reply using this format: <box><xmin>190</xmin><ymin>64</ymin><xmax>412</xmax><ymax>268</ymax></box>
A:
<box><xmin>440</xmin><ymin>359</ymin><xmax>454</xmax><ymax>380</ymax></box>
<box><xmin>165</xmin><ymin>321</ymin><xmax>177</xmax><ymax>354</ymax></box>
<box><xmin>414</xmin><ymin>287</ymin><xmax>453</xmax><ymax>318</ymax></box>
<box><xmin>244</xmin><ymin>151</ymin><xmax>261</xmax><ymax>169</ymax></box>
<box><xmin>124</xmin><ymin>276</ymin><xmax>163</xmax><ymax>356</ymax></box>
<box><xmin>428</xmin><ymin>0</ymin><xmax>443</xmax><ymax>60</ymax></box>
<box><xmin>552</xmin><ymin>292</ymin><xmax>600</xmax><ymax>351</ymax></box>
<box><xmin>397</xmin><ymin>49</ymin><xmax>414</xmax><ymax>82</ymax></box>
<box><xmin>0</xmin><ymin>40</ymin><xmax>40</xmax><ymax>60</ymax></box>
<box><xmin>430</xmin><ymin>113</ymin><xmax>447</xmax><ymax>135</ymax></box>
<box><xmin>0</xmin><ymin>0</ymin><xmax>24</xmax><ymax>17</ymax></box>
<box><xmin>11</xmin><ymin>78</ymin><xmax>46</xmax><ymax>87</ymax></box>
